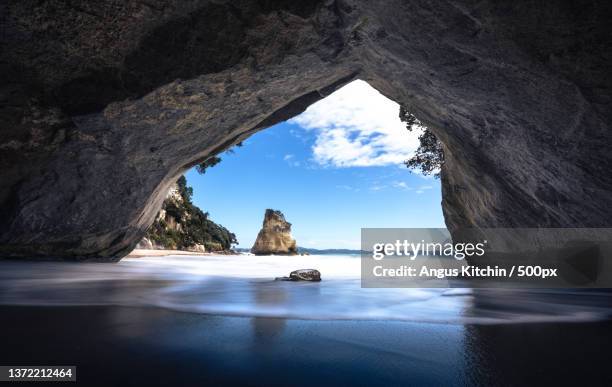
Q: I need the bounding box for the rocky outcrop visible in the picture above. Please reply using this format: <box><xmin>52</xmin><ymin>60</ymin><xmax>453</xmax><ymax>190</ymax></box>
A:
<box><xmin>251</xmin><ymin>210</ymin><xmax>297</xmax><ymax>255</ymax></box>
<box><xmin>143</xmin><ymin>176</ymin><xmax>236</xmax><ymax>252</ymax></box>
<box><xmin>1</xmin><ymin>1</ymin><xmax>611</xmax><ymax>260</ymax></box>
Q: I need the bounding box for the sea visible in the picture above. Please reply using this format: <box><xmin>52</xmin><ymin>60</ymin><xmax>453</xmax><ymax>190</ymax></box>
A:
<box><xmin>0</xmin><ymin>254</ymin><xmax>611</xmax><ymax>386</ymax></box>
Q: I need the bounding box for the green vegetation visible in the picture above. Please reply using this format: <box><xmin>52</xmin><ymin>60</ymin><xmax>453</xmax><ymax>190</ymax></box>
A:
<box><xmin>195</xmin><ymin>142</ymin><xmax>242</xmax><ymax>174</ymax></box>
<box><xmin>399</xmin><ymin>106</ymin><xmax>445</xmax><ymax>178</ymax></box>
<box><xmin>145</xmin><ymin>175</ymin><xmax>237</xmax><ymax>251</ymax></box>
<box><xmin>195</xmin><ymin>155</ymin><xmax>221</xmax><ymax>174</ymax></box>
<box><xmin>145</xmin><ymin>144</ymin><xmax>244</xmax><ymax>251</ymax></box>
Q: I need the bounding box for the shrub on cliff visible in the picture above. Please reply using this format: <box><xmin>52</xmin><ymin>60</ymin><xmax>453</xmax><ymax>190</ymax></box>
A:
<box><xmin>400</xmin><ymin>106</ymin><xmax>444</xmax><ymax>177</ymax></box>
<box><xmin>194</xmin><ymin>142</ymin><xmax>241</xmax><ymax>174</ymax></box>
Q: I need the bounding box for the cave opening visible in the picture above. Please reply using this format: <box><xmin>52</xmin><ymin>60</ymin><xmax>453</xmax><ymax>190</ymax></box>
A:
<box><xmin>2</xmin><ymin>2</ymin><xmax>612</xmax><ymax>384</ymax></box>
<box><xmin>140</xmin><ymin>79</ymin><xmax>446</xmax><ymax>254</ymax></box>
<box><xmin>2</xmin><ymin>0</ymin><xmax>610</xmax><ymax>262</ymax></box>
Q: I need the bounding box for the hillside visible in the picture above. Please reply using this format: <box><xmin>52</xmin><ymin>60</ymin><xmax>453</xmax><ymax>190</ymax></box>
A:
<box><xmin>139</xmin><ymin>176</ymin><xmax>237</xmax><ymax>252</ymax></box>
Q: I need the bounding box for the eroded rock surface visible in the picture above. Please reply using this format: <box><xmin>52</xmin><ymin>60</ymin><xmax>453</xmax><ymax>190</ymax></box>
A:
<box><xmin>276</xmin><ymin>269</ymin><xmax>322</xmax><ymax>282</ymax></box>
<box><xmin>290</xmin><ymin>269</ymin><xmax>321</xmax><ymax>282</ymax></box>
<box><xmin>1</xmin><ymin>1</ymin><xmax>611</xmax><ymax>260</ymax></box>
<box><xmin>252</xmin><ymin>209</ymin><xmax>298</xmax><ymax>255</ymax></box>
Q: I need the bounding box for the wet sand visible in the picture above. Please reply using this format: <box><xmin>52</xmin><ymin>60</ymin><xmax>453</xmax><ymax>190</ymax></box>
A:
<box><xmin>1</xmin><ymin>305</ymin><xmax>611</xmax><ymax>386</ymax></box>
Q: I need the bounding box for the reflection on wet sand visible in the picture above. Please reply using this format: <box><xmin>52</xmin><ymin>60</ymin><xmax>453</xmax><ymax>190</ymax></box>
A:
<box><xmin>252</xmin><ymin>281</ymin><xmax>288</xmax><ymax>343</ymax></box>
<box><xmin>460</xmin><ymin>288</ymin><xmax>612</xmax><ymax>385</ymax></box>
<box><xmin>2</xmin><ymin>304</ymin><xmax>610</xmax><ymax>386</ymax></box>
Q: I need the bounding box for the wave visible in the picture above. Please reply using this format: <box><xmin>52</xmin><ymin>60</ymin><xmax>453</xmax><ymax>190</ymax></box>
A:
<box><xmin>0</xmin><ymin>255</ymin><xmax>610</xmax><ymax>325</ymax></box>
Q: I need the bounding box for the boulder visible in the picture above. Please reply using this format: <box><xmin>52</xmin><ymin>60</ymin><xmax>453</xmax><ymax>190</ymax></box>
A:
<box><xmin>290</xmin><ymin>269</ymin><xmax>321</xmax><ymax>282</ymax></box>
<box><xmin>187</xmin><ymin>244</ymin><xmax>206</xmax><ymax>253</ymax></box>
<box><xmin>135</xmin><ymin>237</ymin><xmax>154</xmax><ymax>250</ymax></box>
<box><xmin>275</xmin><ymin>269</ymin><xmax>322</xmax><ymax>282</ymax></box>
<box><xmin>251</xmin><ymin>210</ymin><xmax>298</xmax><ymax>255</ymax></box>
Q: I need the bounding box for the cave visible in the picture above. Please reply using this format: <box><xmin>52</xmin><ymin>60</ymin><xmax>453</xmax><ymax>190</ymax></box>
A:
<box><xmin>1</xmin><ymin>0</ymin><xmax>611</xmax><ymax>260</ymax></box>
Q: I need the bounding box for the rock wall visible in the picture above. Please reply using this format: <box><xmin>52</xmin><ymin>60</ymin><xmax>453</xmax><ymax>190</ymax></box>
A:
<box><xmin>251</xmin><ymin>210</ymin><xmax>297</xmax><ymax>255</ymax></box>
<box><xmin>1</xmin><ymin>1</ymin><xmax>611</xmax><ymax>260</ymax></box>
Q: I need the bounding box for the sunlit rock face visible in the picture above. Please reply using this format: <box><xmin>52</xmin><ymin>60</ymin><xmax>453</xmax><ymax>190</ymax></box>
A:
<box><xmin>1</xmin><ymin>1</ymin><xmax>611</xmax><ymax>260</ymax></box>
<box><xmin>251</xmin><ymin>210</ymin><xmax>298</xmax><ymax>256</ymax></box>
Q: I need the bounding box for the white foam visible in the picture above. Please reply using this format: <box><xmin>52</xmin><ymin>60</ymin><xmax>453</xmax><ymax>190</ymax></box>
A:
<box><xmin>0</xmin><ymin>254</ymin><xmax>610</xmax><ymax>325</ymax></box>
<box><xmin>121</xmin><ymin>254</ymin><xmax>362</xmax><ymax>279</ymax></box>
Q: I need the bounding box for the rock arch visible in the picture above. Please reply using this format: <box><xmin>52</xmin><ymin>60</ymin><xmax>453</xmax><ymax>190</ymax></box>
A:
<box><xmin>1</xmin><ymin>1</ymin><xmax>611</xmax><ymax>260</ymax></box>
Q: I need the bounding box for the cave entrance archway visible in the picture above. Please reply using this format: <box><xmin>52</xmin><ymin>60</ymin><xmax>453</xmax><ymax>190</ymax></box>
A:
<box><xmin>171</xmin><ymin>79</ymin><xmax>446</xmax><ymax>253</ymax></box>
<box><xmin>1</xmin><ymin>1</ymin><xmax>610</xmax><ymax>260</ymax></box>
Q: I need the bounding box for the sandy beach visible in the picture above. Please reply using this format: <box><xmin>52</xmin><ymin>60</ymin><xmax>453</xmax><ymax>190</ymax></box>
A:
<box><xmin>127</xmin><ymin>248</ymin><xmax>212</xmax><ymax>258</ymax></box>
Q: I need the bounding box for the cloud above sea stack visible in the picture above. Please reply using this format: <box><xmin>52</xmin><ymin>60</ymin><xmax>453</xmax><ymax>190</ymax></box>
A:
<box><xmin>290</xmin><ymin>80</ymin><xmax>422</xmax><ymax>168</ymax></box>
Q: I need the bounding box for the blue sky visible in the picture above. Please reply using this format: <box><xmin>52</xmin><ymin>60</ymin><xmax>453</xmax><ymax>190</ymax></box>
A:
<box><xmin>186</xmin><ymin>81</ymin><xmax>445</xmax><ymax>249</ymax></box>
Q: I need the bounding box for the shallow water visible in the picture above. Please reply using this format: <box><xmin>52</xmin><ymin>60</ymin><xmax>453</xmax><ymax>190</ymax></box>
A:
<box><xmin>0</xmin><ymin>254</ymin><xmax>611</xmax><ymax>324</ymax></box>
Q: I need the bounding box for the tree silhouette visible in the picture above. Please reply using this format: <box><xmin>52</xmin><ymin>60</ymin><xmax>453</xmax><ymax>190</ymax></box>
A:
<box><xmin>399</xmin><ymin>106</ymin><xmax>444</xmax><ymax>178</ymax></box>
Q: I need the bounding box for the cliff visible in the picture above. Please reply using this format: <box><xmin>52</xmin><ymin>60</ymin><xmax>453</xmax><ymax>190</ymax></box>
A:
<box><xmin>251</xmin><ymin>210</ymin><xmax>297</xmax><ymax>255</ymax></box>
<box><xmin>1</xmin><ymin>1</ymin><xmax>611</xmax><ymax>260</ymax></box>
<box><xmin>140</xmin><ymin>176</ymin><xmax>236</xmax><ymax>252</ymax></box>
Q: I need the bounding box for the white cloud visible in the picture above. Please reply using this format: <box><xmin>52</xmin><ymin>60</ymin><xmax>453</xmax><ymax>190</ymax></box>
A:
<box><xmin>283</xmin><ymin>154</ymin><xmax>301</xmax><ymax>167</ymax></box>
<box><xmin>392</xmin><ymin>181</ymin><xmax>412</xmax><ymax>190</ymax></box>
<box><xmin>414</xmin><ymin>185</ymin><xmax>436</xmax><ymax>194</ymax></box>
<box><xmin>290</xmin><ymin>80</ymin><xmax>422</xmax><ymax>168</ymax></box>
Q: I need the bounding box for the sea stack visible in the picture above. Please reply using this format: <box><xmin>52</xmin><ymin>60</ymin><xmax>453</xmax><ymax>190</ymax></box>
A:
<box><xmin>251</xmin><ymin>209</ymin><xmax>298</xmax><ymax>255</ymax></box>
